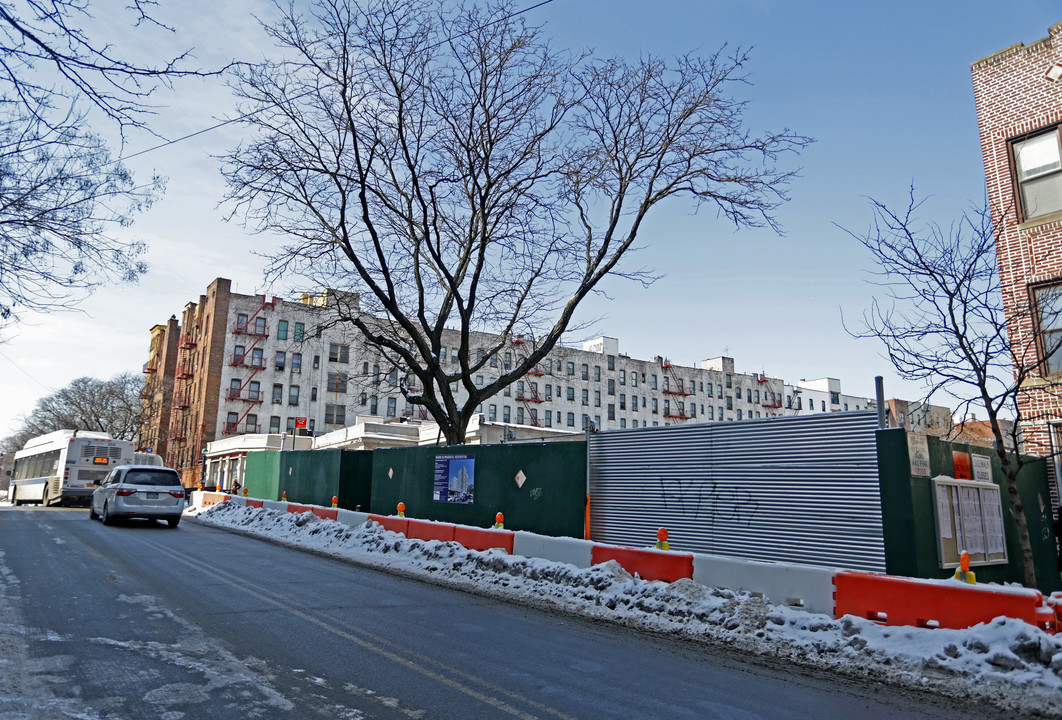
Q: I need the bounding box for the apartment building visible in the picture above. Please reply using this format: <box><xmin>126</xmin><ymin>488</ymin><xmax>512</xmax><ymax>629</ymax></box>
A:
<box><xmin>971</xmin><ymin>19</ymin><xmax>1062</xmax><ymax>491</ymax></box>
<box><xmin>142</xmin><ymin>277</ymin><xmax>876</xmax><ymax>484</ymax></box>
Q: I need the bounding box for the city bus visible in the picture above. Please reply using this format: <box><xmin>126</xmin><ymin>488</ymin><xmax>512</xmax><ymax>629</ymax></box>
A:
<box><xmin>9</xmin><ymin>430</ymin><xmax>136</xmax><ymax>506</ymax></box>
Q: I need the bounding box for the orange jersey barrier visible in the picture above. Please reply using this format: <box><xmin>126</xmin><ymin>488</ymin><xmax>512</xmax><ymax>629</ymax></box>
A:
<box><xmin>834</xmin><ymin>571</ymin><xmax>1056</xmax><ymax>633</ymax></box>
<box><xmin>406</xmin><ymin>519</ymin><xmax>456</xmax><ymax>543</ymax></box>
<box><xmin>368</xmin><ymin>514</ymin><xmax>410</xmax><ymax>537</ymax></box>
<box><xmin>246</xmin><ymin>498</ymin><xmax>264</xmax><ymax>509</ymax></box>
<box><xmin>454</xmin><ymin>526</ymin><xmax>515</xmax><ymax>554</ymax></box>
<box><xmin>591</xmin><ymin>545</ymin><xmax>694</xmax><ymax>583</ymax></box>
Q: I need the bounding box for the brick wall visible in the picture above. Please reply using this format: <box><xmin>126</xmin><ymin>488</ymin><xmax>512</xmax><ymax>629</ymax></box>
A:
<box><xmin>971</xmin><ymin>19</ymin><xmax>1062</xmax><ymax>496</ymax></box>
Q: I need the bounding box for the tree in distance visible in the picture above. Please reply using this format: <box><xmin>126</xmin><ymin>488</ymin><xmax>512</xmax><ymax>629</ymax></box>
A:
<box><xmin>2</xmin><ymin>372</ymin><xmax>145</xmax><ymax>454</ymax></box>
<box><xmin>0</xmin><ymin>1</ymin><xmax>220</xmax><ymax>338</ymax></box>
<box><xmin>223</xmin><ymin>0</ymin><xmax>810</xmax><ymax>444</ymax></box>
<box><xmin>846</xmin><ymin>190</ymin><xmax>1062</xmax><ymax>588</ymax></box>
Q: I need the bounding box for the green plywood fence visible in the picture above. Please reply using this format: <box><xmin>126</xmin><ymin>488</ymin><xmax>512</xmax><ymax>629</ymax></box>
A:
<box><xmin>877</xmin><ymin>428</ymin><xmax>1060</xmax><ymax>593</ymax></box>
<box><xmin>371</xmin><ymin>441</ymin><xmax>587</xmax><ymax>538</ymax></box>
<box><xmin>243</xmin><ymin>449</ymin><xmax>373</xmax><ymax>510</ymax></box>
<box><xmin>244</xmin><ymin>450</ymin><xmax>281</xmax><ymax>501</ymax></box>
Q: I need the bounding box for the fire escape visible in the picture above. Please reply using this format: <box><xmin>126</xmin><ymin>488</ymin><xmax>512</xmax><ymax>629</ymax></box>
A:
<box><xmin>759</xmin><ymin>373</ymin><xmax>783</xmax><ymax>410</ymax></box>
<box><xmin>167</xmin><ymin>331</ymin><xmax>197</xmax><ymax>446</ymax></box>
<box><xmin>514</xmin><ymin>334</ymin><xmax>544</xmax><ymax>426</ymax></box>
<box><xmin>661</xmin><ymin>358</ymin><xmax>693</xmax><ymax>420</ymax></box>
<box><xmin>223</xmin><ymin>296</ymin><xmax>276</xmax><ymax>434</ymax></box>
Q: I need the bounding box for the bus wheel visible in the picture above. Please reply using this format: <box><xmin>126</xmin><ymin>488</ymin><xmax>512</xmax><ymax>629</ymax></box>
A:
<box><xmin>41</xmin><ymin>486</ymin><xmax>50</xmax><ymax>507</ymax></box>
<box><xmin>9</xmin><ymin>487</ymin><xmax>17</xmax><ymax>507</ymax></box>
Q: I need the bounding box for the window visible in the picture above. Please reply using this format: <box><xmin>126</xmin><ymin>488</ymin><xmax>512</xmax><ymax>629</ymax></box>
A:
<box><xmin>294</xmin><ymin>322</ymin><xmax>304</xmax><ymax>341</ymax></box>
<box><xmin>607</xmin><ymin>379</ymin><xmax>615</xmax><ymax>395</ymax></box>
<box><xmin>360</xmin><ymin>392</ymin><xmax>368</xmax><ymax>406</ymax></box>
<box><xmin>489</xmin><ymin>404</ymin><xmax>497</xmax><ymax>421</ymax></box>
<box><xmin>631</xmin><ymin>373</ymin><xmax>638</xmax><ymax>388</ymax></box>
<box><xmin>545</xmin><ymin>410</ymin><xmax>552</xmax><ymax>427</ymax></box>
<box><xmin>311</xmin><ymin>387</ymin><xmax>317</xmax><ymax>401</ymax></box>
<box><xmin>288</xmin><ymin>385</ymin><xmax>299</xmax><ymax>405</ymax></box>
<box><xmin>651</xmin><ymin>375</ymin><xmax>658</xmax><ymax>390</ymax></box>
<box><xmin>664</xmin><ymin>399</ymin><xmax>670</xmax><ymax>416</ymax></box>
<box><xmin>754</xmin><ymin>390</ymin><xmax>760</xmax><ymax>403</ymax></box>
<box><xmin>327</xmin><ymin>372</ymin><xmax>347</xmax><ymax>393</ymax></box>
<box><xmin>516</xmin><ymin>407</ymin><xmax>524</xmax><ymax>424</ymax></box>
<box><xmin>313</xmin><ymin>355</ymin><xmax>320</xmax><ymax>369</ymax></box>
<box><xmin>746</xmin><ymin>388</ymin><xmax>751</xmax><ymax>403</ymax></box>
<box><xmin>269</xmin><ymin>416</ymin><xmax>281</xmax><ymax>434</ymax></box>
<box><xmin>619</xmin><ymin>370</ymin><xmax>626</xmax><ymax>385</ymax></box>
<box><xmin>275</xmin><ymin>351</ymin><xmax>286</xmax><ymax>371</ymax></box>
<box><xmin>292</xmin><ymin>353</ymin><xmax>302</xmax><ymax>373</ymax></box>
<box><xmin>737</xmin><ymin>409</ymin><xmax>743</xmax><ymax>420</ymax></box>
<box><xmin>504</xmin><ymin>385</ymin><xmax>511</xmax><ymax>397</ymax></box>
<box><xmin>706</xmin><ymin>384</ymin><xmax>713</xmax><ymax>398</ymax></box>
<box><xmin>567</xmin><ymin>412</ymin><xmax>575</xmax><ymax>427</ymax></box>
<box><xmin>545</xmin><ymin>385</ymin><xmax>552</xmax><ymax>400</ymax></box>
<box><xmin>581</xmin><ymin>363</ymin><xmax>589</xmax><ymax>380</ymax></box>
<box><xmin>254</xmin><ymin>317</ymin><xmax>266</xmax><ymax>335</ymax></box>
<box><xmin>620</xmin><ymin>419</ymin><xmax>626</xmax><ymax>428</ymax></box>
<box><xmin>251</xmin><ymin>348</ymin><xmax>264</xmax><ymax>367</ymax></box>
<box><xmin>581</xmin><ymin>389</ymin><xmax>589</xmax><ymax>406</ymax></box>
<box><xmin>726</xmin><ymin>397</ymin><xmax>733</xmax><ymax>410</ymax></box>
<box><xmin>476</xmin><ymin>375</ymin><xmax>484</xmax><ymax>387</ymax></box>
<box><xmin>595</xmin><ymin>390</ymin><xmax>602</xmax><ymax>407</ymax></box>
<box><xmin>373</xmin><ymin>364</ymin><xmax>380</xmax><ymax>383</ymax></box>
<box><xmin>277</xmin><ymin>320</ymin><xmax>288</xmax><ymax>340</ymax></box>
<box><xmin>1035</xmin><ymin>283</ymin><xmax>1062</xmax><ymax>373</ymax></box>
<box><xmin>566</xmin><ymin>361</ymin><xmax>575</xmax><ymax>376</ymax></box>
<box><xmin>607</xmin><ymin>355</ymin><xmax>615</xmax><ymax>371</ymax></box>
<box><xmin>245</xmin><ymin>413</ymin><xmax>258</xmax><ymax>432</ymax></box>
<box><xmin>505</xmin><ymin>351</ymin><xmax>512</xmax><ymax>370</ymax></box>
<box><xmin>503</xmin><ymin>406</ymin><xmax>511</xmax><ymax>423</ymax></box>
<box><xmin>272</xmin><ymin>383</ymin><xmax>283</xmax><ymax>403</ymax></box>
<box><xmin>594</xmin><ymin>366</ymin><xmax>601</xmax><ymax>382</ymax></box>
<box><xmin>708</xmin><ymin>406</ymin><xmax>714</xmax><ymax>420</ymax></box>
<box><xmin>226</xmin><ymin>411</ymin><xmax>238</xmax><ymax>430</ymax></box>
<box><xmin>370</xmin><ymin>396</ymin><xmax>378</xmax><ymax>414</ymax></box>
<box><xmin>822</xmin><ymin>400</ymin><xmax>826</xmax><ymax>411</ymax></box>
<box><xmin>440</xmin><ymin>346</ymin><xmax>448</xmax><ymax>362</ymax></box>
<box><xmin>830</xmin><ymin>392</ymin><xmax>840</xmax><ymax>405</ymax></box>
<box><xmin>1012</xmin><ymin>128</ymin><xmax>1062</xmax><ymax>220</ymax></box>
<box><xmin>329</xmin><ymin>343</ymin><xmax>349</xmax><ymax>363</ymax></box>
<box><xmin>388</xmin><ymin>369</ymin><xmax>398</xmax><ymax>387</ymax></box>
<box><xmin>631</xmin><ymin>394</ymin><xmax>637</xmax><ymax>409</ymax></box>
<box><xmin>607</xmin><ymin>404</ymin><xmax>615</xmax><ymax>420</ymax></box>
<box><xmin>652</xmin><ymin>398</ymin><xmax>658</xmax><ymax>414</ymax></box>
<box><xmin>325</xmin><ymin>404</ymin><xmax>346</xmax><ymax>425</ymax></box>
<box><xmin>582</xmin><ymin>414</ymin><xmax>589</xmax><ymax>429</ymax></box>
<box><xmin>387</xmin><ymin>397</ymin><xmax>396</xmax><ymax>417</ymax></box>
<box><xmin>236</xmin><ymin>312</ymin><xmax>248</xmax><ymax>331</ymax></box>
<box><xmin>567</xmin><ymin>387</ymin><xmax>575</xmax><ymax>402</ymax></box>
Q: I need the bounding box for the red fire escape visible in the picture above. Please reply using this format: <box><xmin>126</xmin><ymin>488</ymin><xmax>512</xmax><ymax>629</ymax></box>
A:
<box><xmin>512</xmin><ymin>334</ymin><xmax>544</xmax><ymax>426</ymax></box>
<box><xmin>223</xmin><ymin>296</ymin><xmax>276</xmax><ymax>434</ymax></box>
<box><xmin>759</xmin><ymin>373</ymin><xmax>783</xmax><ymax>409</ymax></box>
<box><xmin>661</xmin><ymin>358</ymin><xmax>693</xmax><ymax>419</ymax></box>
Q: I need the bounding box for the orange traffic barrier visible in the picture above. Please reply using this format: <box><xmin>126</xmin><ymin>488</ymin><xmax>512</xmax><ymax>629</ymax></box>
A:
<box><xmin>454</xmin><ymin>526</ymin><xmax>515</xmax><ymax>553</ymax></box>
<box><xmin>312</xmin><ymin>507</ymin><xmax>338</xmax><ymax>521</ymax></box>
<box><xmin>591</xmin><ymin>545</ymin><xmax>694</xmax><ymax>583</ymax></box>
<box><xmin>286</xmin><ymin>503</ymin><xmax>312</xmax><ymax>514</ymax></box>
<box><xmin>834</xmin><ymin>571</ymin><xmax>1055</xmax><ymax>633</ymax></box>
<box><xmin>368</xmin><ymin>513</ymin><xmax>409</xmax><ymax>536</ymax></box>
<box><xmin>406</xmin><ymin>519</ymin><xmax>456</xmax><ymax>543</ymax></box>
<box><xmin>246</xmin><ymin>498</ymin><xmax>264</xmax><ymax>509</ymax></box>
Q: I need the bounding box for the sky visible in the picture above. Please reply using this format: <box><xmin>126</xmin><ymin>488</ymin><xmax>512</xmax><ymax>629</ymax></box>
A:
<box><xmin>188</xmin><ymin>498</ymin><xmax>1062</xmax><ymax>717</ymax></box>
<box><xmin>2</xmin><ymin>1</ymin><xmax>1061</xmax><ymax>437</ymax></box>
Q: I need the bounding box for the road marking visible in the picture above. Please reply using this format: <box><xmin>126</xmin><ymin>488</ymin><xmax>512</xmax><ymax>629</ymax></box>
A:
<box><xmin>145</xmin><ymin>538</ymin><xmax>577</xmax><ymax>720</ymax></box>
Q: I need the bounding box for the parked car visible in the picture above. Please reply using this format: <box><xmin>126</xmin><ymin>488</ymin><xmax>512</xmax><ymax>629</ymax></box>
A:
<box><xmin>90</xmin><ymin>465</ymin><xmax>186</xmax><ymax>527</ymax></box>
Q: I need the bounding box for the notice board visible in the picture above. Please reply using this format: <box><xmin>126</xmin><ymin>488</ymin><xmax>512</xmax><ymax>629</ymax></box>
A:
<box><xmin>932</xmin><ymin>477</ymin><xmax>1008</xmax><ymax>569</ymax></box>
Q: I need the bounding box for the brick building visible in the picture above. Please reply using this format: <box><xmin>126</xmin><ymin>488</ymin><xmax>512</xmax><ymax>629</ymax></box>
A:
<box><xmin>971</xmin><ymin>19</ymin><xmax>1062</xmax><ymax>493</ymax></box>
<box><xmin>141</xmin><ymin>278</ymin><xmax>876</xmax><ymax>486</ymax></box>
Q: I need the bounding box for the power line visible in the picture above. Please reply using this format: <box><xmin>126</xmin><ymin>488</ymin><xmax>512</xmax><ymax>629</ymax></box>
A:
<box><xmin>116</xmin><ymin>0</ymin><xmax>558</xmax><ymax>165</ymax></box>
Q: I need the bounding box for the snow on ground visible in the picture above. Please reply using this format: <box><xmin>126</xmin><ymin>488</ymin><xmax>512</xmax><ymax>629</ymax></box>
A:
<box><xmin>192</xmin><ymin>502</ymin><xmax>1062</xmax><ymax>718</ymax></box>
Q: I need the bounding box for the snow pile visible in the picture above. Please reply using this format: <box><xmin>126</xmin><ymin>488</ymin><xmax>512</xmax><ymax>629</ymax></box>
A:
<box><xmin>193</xmin><ymin>502</ymin><xmax>1062</xmax><ymax>717</ymax></box>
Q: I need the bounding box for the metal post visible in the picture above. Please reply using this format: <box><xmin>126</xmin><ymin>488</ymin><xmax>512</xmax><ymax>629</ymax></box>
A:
<box><xmin>875</xmin><ymin>376</ymin><xmax>886</xmax><ymax>429</ymax></box>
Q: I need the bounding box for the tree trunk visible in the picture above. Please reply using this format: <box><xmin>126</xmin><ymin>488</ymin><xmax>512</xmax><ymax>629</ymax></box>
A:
<box><xmin>1002</xmin><ymin>461</ymin><xmax>1037</xmax><ymax>588</ymax></box>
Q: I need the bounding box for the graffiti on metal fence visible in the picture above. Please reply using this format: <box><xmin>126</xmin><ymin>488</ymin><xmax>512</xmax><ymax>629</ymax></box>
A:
<box><xmin>657</xmin><ymin>477</ymin><xmax>759</xmax><ymax>527</ymax></box>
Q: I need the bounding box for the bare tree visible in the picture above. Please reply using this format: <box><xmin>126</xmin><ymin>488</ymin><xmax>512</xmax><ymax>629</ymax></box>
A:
<box><xmin>0</xmin><ymin>1</ymin><xmax>220</xmax><ymax>336</ymax></box>
<box><xmin>223</xmin><ymin>0</ymin><xmax>809</xmax><ymax>444</ymax></box>
<box><xmin>846</xmin><ymin>191</ymin><xmax>1062</xmax><ymax>588</ymax></box>
<box><xmin>6</xmin><ymin>373</ymin><xmax>145</xmax><ymax>442</ymax></box>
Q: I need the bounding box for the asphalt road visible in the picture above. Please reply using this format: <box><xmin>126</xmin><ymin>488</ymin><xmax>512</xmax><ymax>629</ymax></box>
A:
<box><xmin>0</xmin><ymin>506</ymin><xmax>1012</xmax><ymax>719</ymax></box>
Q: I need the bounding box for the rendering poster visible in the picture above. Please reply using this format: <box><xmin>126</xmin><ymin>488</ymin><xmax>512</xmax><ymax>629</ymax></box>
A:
<box><xmin>433</xmin><ymin>454</ymin><xmax>475</xmax><ymax>504</ymax></box>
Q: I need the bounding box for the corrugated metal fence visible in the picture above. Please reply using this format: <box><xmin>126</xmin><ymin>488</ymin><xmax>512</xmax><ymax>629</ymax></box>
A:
<box><xmin>589</xmin><ymin>411</ymin><xmax>886</xmax><ymax>572</ymax></box>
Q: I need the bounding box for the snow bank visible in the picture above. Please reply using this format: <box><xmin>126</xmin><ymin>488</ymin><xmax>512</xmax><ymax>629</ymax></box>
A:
<box><xmin>192</xmin><ymin>502</ymin><xmax>1062</xmax><ymax>718</ymax></box>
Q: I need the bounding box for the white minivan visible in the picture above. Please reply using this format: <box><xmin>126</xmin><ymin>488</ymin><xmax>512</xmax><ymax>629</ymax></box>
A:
<box><xmin>90</xmin><ymin>465</ymin><xmax>186</xmax><ymax>527</ymax></box>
